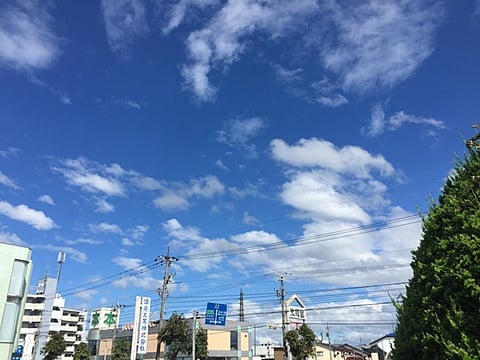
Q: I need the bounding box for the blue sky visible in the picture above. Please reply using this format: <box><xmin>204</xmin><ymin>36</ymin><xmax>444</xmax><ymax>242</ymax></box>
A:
<box><xmin>1</xmin><ymin>0</ymin><xmax>479</xmax><ymax>346</ymax></box>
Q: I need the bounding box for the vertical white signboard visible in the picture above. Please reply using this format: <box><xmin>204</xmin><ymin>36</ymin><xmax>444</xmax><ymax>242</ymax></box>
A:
<box><xmin>131</xmin><ymin>296</ymin><xmax>151</xmax><ymax>359</ymax></box>
<box><xmin>138</xmin><ymin>297</ymin><xmax>150</xmax><ymax>354</ymax></box>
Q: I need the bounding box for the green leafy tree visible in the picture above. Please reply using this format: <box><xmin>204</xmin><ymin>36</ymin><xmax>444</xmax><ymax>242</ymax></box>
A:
<box><xmin>194</xmin><ymin>327</ymin><xmax>209</xmax><ymax>360</ymax></box>
<box><xmin>158</xmin><ymin>313</ymin><xmax>191</xmax><ymax>360</ymax></box>
<box><xmin>112</xmin><ymin>338</ymin><xmax>130</xmax><ymax>360</ymax></box>
<box><xmin>73</xmin><ymin>342</ymin><xmax>89</xmax><ymax>360</ymax></box>
<box><xmin>41</xmin><ymin>332</ymin><xmax>66</xmax><ymax>360</ymax></box>
<box><xmin>284</xmin><ymin>323</ymin><xmax>316</xmax><ymax>360</ymax></box>
<box><xmin>394</xmin><ymin>138</ymin><xmax>480</xmax><ymax>359</ymax></box>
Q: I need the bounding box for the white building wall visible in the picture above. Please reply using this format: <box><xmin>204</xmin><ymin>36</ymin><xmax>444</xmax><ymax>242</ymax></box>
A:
<box><xmin>19</xmin><ymin>277</ymin><xmax>87</xmax><ymax>360</ymax></box>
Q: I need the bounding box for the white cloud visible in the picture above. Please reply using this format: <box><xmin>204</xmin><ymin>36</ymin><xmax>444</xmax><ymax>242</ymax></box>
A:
<box><xmin>112</xmin><ymin>256</ymin><xmax>162</xmax><ymax>290</ymax></box>
<box><xmin>0</xmin><ymin>0</ymin><xmax>60</xmax><ymax>71</ymax></box>
<box><xmin>38</xmin><ymin>194</ymin><xmax>55</xmax><ymax>205</ymax></box>
<box><xmin>364</xmin><ymin>103</ymin><xmax>445</xmax><ymax>138</ymax></box>
<box><xmin>270</xmin><ymin>138</ymin><xmax>395</xmax><ymax>178</ymax></box>
<box><xmin>320</xmin><ymin>0</ymin><xmax>443</xmax><ymax>93</ymax></box>
<box><xmin>272</xmin><ymin>64</ymin><xmax>303</xmax><ymax>84</ymax></box>
<box><xmin>121</xmin><ymin>237</ymin><xmax>134</xmax><ymax>246</ymax></box>
<box><xmin>0</xmin><ymin>231</ymin><xmax>26</xmax><ymax>246</ymax></box>
<box><xmin>163</xmin><ymin>0</ymin><xmax>219</xmax><ymax>34</ymax></box>
<box><xmin>114</xmin><ymin>98</ymin><xmax>142</xmax><ymax>109</ymax></box>
<box><xmin>182</xmin><ymin>0</ymin><xmax>318</xmax><ymax>101</ymax></box>
<box><xmin>36</xmin><ymin>244</ymin><xmax>88</xmax><ymax>263</ymax></box>
<box><xmin>52</xmin><ymin>158</ymin><xmax>125</xmax><ymax>196</ymax></box>
<box><xmin>101</xmin><ymin>0</ymin><xmax>149</xmax><ymax>53</ymax></box>
<box><xmin>95</xmin><ymin>198</ymin><xmax>114</xmax><ymax>213</ymax></box>
<box><xmin>311</xmin><ymin>76</ymin><xmax>348</xmax><ymax>108</ymax></box>
<box><xmin>0</xmin><ymin>200</ymin><xmax>56</xmax><ymax>230</ymax></box>
<box><xmin>216</xmin><ymin>117</ymin><xmax>265</xmax><ymax>158</ymax></box>
<box><xmin>89</xmin><ymin>222</ymin><xmax>122</xmax><ymax>234</ymax></box>
<box><xmin>129</xmin><ymin>225</ymin><xmax>149</xmax><ymax>240</ymax></box>
<box><xmin>0</xmin><ymin>170</ymin><xmax>19</xmax><ymax>189</ymax></box>
<box><xmin>154</xmin><ymin>192</ymin><xmax>190</xmax><ymax>211</ymax></box>
<box><xmin>153</xmin><ymin>175</ymin><xmax>224</xmax><ymax>211</ymax></box>
<box><xmin>316</xmin><ymin>94</ymin><xmax>348</xmax><ymax>108</ymax></box>
<box><xmin>0</xmin><ymin>147</ymin><xmax>19</xmax><ymax>159</ymax></box>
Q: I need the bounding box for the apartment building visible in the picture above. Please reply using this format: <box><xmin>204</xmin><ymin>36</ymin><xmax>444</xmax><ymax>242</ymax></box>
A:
<box><xmin>19</xmin><ymin>276</ymin><xmax>87</xmax><ymax>360</ymax></box>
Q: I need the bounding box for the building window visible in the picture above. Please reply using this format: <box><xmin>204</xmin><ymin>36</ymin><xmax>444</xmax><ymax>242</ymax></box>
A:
<box><xmin>230</xmin><ymin>331</ymin><xmax>238</xmax><ymax>350</ymax></box>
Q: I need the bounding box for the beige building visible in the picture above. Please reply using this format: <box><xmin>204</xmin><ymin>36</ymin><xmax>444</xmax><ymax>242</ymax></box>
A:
<box><xmin>0</xmin><ymin>242</ymin><xmax>33</xmax><ymax>360</ymax></box>
<box><xmin>88</xmin><ymin>318</ymin><xmax>251</xmax><ymax>360</ymax></box>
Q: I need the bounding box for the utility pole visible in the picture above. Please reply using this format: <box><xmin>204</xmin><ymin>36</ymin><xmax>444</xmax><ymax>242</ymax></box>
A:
<box><xmin>155</xmin><ymin>248</ymin><xmax>178</xmax><ymax>360</ymax></box>
<box><xmin>274</xmin><ymin>272</ymin><xmax>289</xmax><ymax>356</ymax></box>
<box><xmin>192</xmin><ymin>310</ymin><xmax>198</xmax><ymax>360</ymax></box>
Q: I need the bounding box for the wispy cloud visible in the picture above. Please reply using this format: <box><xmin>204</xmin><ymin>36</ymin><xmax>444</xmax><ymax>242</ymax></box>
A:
<box><xmin>52</xmin><ymin>158</ymin><xmax>125</xmax><ymax>196</ymax></box>
<box><xmin>0</xmin><ymin>170</ymin><xmax>20</xmax><ymax>189</ymax></box>
<box><xmin>0</xmin><ymin>147</ymin><xmax>19</xmax><ymax>159</ymax></box>
<box><xmin>114</xmin><ymin>98</ymin><xmax>143</xmax><ymax>109</ymax></box>
<box><xmin>153</xmin><ymin>175</ymin><xmax>225</xmax><ymax>211</ymax></box>
<box><xmin>162</xmin><ymin>0</ymin><xmax>220</xmax><ymax>34</ymax></box>
<box><xmin>101</xmin><ymin>0</ymin><xmax>149</xmax><ymax>53</ymax></box>
<box><xmin>311</xmin><ymin>77</ymin><xmax>348</xmax><ymax>108</ymax></box>
<box><xmin>89</xmin><ymin>222</ymin><xmax>122</xmax><ymax>234</ymax></box>
<box><xmin>216</xmin><ymin>117</ymin><xmax>266</xmax><ymax>158</ymax></box>
<box><xmin>363</xmin><ymin>103</ymin><xmax>445</xmax><ymax>138</ymax></box>
<box><xmin>320</xmin><ymin>0</ymin><xmax>444</xmax><ymax>93</ymax></box>
<box><xmin>0</xmin><ymin>200</ymin><xmax>57</xmax><ymax>230</ymax></box>
<box><xmin>0</xmin><ymin>231</ymin><xmax>26</xmax><ymax>246</ymax></box>
<box><xmin>0</xmin><ymin>0</ymin><xmax>60</xmax><ymax>71</ymax></box>
<box><xmin>182</xmin><ymin>0</ymin><xmax>318</xmax><ymax>101</ymax></box>
<box><xmin>94</xmin><ymin>198</ymin><xmax>114</xmax><ymax>213</ymax></box>
<box><xmin>37</xmin><ymin>194</ymin><xmax>55</xmax><ymax>205</ymax></box>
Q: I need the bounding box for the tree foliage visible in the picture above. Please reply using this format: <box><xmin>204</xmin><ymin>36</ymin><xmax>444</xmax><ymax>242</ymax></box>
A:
<box><xmin>158</xmin><ymin>313</ymin><xmax>190</xmax><ymax>360</ymax></box>
<box><xmin>194</xmin><ymin>327</ymin><xmax>209</xmax><ymax>360</ymax></box>
<box><xmin>112</xmin><ymin>338</ymin><xmax>130</xmax><ymax>360</ymax></box>
<box><xmin>393</xmin><ymin>143</ymin><xmax>480</xmax><ymax>359</ymax></box>
<box><xmin>285</xmin><ymin>323</ymin><xmax>316</xmax><ymax>360</ymax></box>
<box><xmin>158</xmin><ymin>313</ymin><xmax>208</xmax><ymax>360</ymax></box>
<box><xmin>73</xmin><ymin>342</ymin><xmax>89</xmax><ymax>360</ymax></box>
<box><xmin>41</xmin><ymin>332</ymin><xmax>66</xmax><ymax>360</ymax></box>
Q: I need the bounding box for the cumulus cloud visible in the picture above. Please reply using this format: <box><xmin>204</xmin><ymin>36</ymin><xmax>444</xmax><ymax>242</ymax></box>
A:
<box><xmin>271</xmin><ymin>138</ymin><xmax>395</xmax><ymax>178</ymax></box>
<box><xmin>0</xmin><ymin>200</ymin><xmax>56</xmax><ymax>230</ymax></box>
<box><xmin>0</xmin><ymin>0</ymin><xmax>60</xmax><ymax>71</ymax></box>
<box><xmin>0</xmin><ymin>171</ymin><xmax>20</xmax><ymax>189</ymax></box>
<box><xmin>364</xmin><ymin>103</ymin><xmax>445</xmax><ymax>138</ymax></box>
<box><xmin>101</xmin><ymin>0</ymin><xmax>149</xmax><ymax>53</ymax></box>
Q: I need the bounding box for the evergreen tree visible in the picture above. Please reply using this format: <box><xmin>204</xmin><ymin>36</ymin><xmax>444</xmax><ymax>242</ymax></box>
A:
<box><xmin>193</xmin><ymin>327</ymin><xmax>209</xmax><ymax>360</ymax></box>
<box><xmin>284</xmin><ymin>323</ymin><xmax>316</xmax><ymax>360</ymax></box>
<box><xmin>393</xmin><ymin>137</ymin><xmax>480</xmax><ymax>359</ymax></box>
<box><xmin>40</xmin><ymin>332</ymin><xmax>66</xmax><ymax>360</ymax></box>
<box><xmin>158</xmin><ymin>313</ymin><xmax>191</xmax><ymax>360</ymax></box>
<box><xmin>73</xmin><ymin>342</ymin><xmax>89</xmax><ymax>360</ymax></box>
<box><xmin>112</xmin><ymin>338</ymin><xmax>130</xmax><ymax>360</ymax></box>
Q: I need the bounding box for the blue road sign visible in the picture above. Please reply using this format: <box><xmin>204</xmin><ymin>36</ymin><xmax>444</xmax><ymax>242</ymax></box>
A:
<box><xmin>205</xmin><ymin>302</ymin><xmax>227</xmax><ymax>326</ymax></box>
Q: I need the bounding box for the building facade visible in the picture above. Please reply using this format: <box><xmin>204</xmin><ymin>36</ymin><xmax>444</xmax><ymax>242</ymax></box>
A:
<box><xmin>19</xmin><ymin>277</ymin><xmax>87</xmax><ymax>360</ymax></box>
<box><xmin>0</xmin><ymin>242</ymin><xmax>33</xmax><ymax>360</ymax></box>
<box><xmin>87</xmin><ymin>318</ymin><xmax>251</xmax><ymax>360</ymax></box>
